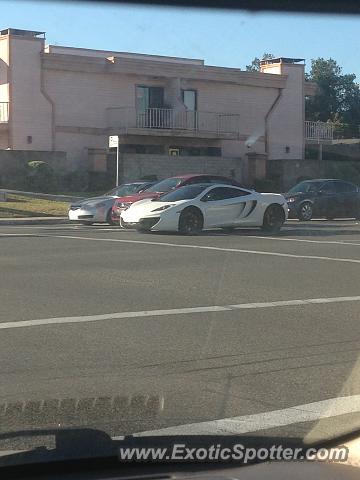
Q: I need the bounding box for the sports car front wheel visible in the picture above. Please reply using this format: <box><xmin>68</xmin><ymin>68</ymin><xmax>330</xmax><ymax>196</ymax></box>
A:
<box><xmin>178</xmin><ymin>208</ymin><xmax>203</xmax><ymax>235</ymax></box>
<box><xmin>262</xmin><ymin>205</ymin><xmax>285</xmax><ymax>234</ymax></box>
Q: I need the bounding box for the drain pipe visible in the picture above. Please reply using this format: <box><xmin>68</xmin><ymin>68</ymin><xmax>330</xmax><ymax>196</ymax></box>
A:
<box><xmin>7</xmin><ymin>34</ymin><xmax>13</xmax><ymax>149</ymax></box>
<box><xmin>264</xmin><ymin>88</ymin><xmax>283</xmax><ymax>156</ymax></box>
<box><xmin>40</xmin><ymin>49</ymin><xmax>56</xmax><ymax>151</ymax></box>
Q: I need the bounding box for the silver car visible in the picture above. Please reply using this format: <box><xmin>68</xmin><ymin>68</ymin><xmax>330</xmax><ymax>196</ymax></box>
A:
<box><xmin>68</xmin><ymin>181</ymin><xmax>156</xmax><ymax>225</ymax></box>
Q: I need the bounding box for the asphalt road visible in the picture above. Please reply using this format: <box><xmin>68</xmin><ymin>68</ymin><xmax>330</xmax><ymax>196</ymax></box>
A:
<box><xmin>1</xmin><ymin>220</ymin><xmax>360</xmax><ymax>446</ymax></box>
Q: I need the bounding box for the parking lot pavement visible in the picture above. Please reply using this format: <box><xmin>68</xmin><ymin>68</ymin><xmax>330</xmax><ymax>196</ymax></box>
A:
<box><xmin>1</xmin><ymin>221</ymin><xmax>360</xmax><ymax>441</ymax></box>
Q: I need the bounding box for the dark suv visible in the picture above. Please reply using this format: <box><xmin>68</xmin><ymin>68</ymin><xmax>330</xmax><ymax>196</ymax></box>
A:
<box><xmin>285</xmin><ymin>179</ymin><xmax>360</xmax><ymax>221</ymax></box>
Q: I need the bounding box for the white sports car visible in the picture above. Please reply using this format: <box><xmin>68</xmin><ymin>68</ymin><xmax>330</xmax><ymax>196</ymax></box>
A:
<box><xmin>120</xmin><ymin>184</ymin><xmax>288</xmax><ymax>234</ymax></box>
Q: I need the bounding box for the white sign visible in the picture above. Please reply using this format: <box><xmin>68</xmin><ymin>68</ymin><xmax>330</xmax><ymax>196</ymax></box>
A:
<box><xmin>109</xmin><ymin>135</ymin><xmax>119</xmax><ymax>148</ymax></box>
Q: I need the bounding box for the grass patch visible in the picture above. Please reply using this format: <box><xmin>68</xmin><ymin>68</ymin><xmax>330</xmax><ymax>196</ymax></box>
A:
<box><xmin>0</xmin><ymin>195</ymin><xmax>69</xmax><ymax>218</ymax></box>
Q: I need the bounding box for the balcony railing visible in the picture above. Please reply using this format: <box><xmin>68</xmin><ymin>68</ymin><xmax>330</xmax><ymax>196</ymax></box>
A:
<box><xmin>136</xmin><ymin>108</ymin><xmax>196</xmax><ymax>130</ymax></box>
<box><xmin>107</xmin><ymin>107</ymin><xmax>240</xmax><ymax>136</ymax></box>
<box><xmin>305</xmin><ymin>121</ymin><xmax>334</xmax><ymax>142</ymax></box>
<box><xmin>0</xmin><ymin>102</ymin><xmax>9</xmax><ymax>123</ymax></box>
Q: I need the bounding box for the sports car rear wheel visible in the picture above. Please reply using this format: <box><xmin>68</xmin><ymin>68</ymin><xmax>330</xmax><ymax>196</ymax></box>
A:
<box><xmin>178</xmin><ymin>208</ymin><xmax>203</xmax><ymax>235</ymax></box>
<box><xmin>262</xmin><ymin>205</ymin><xmax>285</xmax><ymax>234</ymax></box>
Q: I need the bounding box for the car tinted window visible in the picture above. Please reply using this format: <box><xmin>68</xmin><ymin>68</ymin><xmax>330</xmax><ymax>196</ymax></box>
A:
<box><xmin>335</xmin><ymin>181</ymin><xmax>358</xmax><ymax>193</ymax></box>
<box><xmin>320</xmin><ymin>181</ymin><xmax>337</xmax><ymax>193</ymax></box>
<box><xmin>288</xmin><ymin>181</ymin><xmax>322</xmax><ymax>193</ymax></box>
<box><xmin>203</xmin><ymin>187</ymin><xmax>249</xmax><ymax>201</ymax></box>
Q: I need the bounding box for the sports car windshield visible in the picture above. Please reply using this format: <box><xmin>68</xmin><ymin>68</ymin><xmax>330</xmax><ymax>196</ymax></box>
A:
<box><xmin>145</xmin><ymin>177</ymin><xmax>183</xmax><ymax>193</ymax></box>
<box><xmin>155</xmin><ymin>184</ymin><xmax>209</xmax><ymax>202</ymax></box>
<box><xmin>288</xmin><ymin>181</ymin><xmax>322</xmax><ymax>193</ymax></box>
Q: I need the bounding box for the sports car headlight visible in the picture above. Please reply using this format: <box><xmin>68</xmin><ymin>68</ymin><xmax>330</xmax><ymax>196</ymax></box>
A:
<box><xmin>287</xmin><ymin>197</ymin><xmax>296</xmax><ymax>203</ymax></box>
<box><xmin>151</xmin><ymin>205</ymin><xmax>172</xmax><ymax>212</ymax></box>
<box><xmin>118</xmin><ymin>202</ymin><xmax>132</xmax><ymax>209</ymax></box>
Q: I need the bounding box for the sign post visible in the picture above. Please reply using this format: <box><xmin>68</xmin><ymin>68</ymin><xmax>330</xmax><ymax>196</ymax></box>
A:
<box><xmin>109</xmin><ymin>135</ymin><xmax>120</xmax><ymax>186</ymax></box>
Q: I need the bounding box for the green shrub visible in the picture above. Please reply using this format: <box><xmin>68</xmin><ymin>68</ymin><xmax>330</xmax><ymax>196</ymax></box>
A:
<box><xmin>60</xmin><ymin>170</ymin><xmax>89</xmax><ymax>192</ymax></box>
<box><xmin>26</xmin><ymin>161</ymin><xmax>59</xmax><ymax>193</ymax></box>
<box><xmin>0</xmin><ymin>172</ymin><xmax>28</xmax><ymax>190</ymax></box>
<box><xmin>27</xmin><ymin>160</ymin><xmax>49</xmax><ymax>171</ymax></box>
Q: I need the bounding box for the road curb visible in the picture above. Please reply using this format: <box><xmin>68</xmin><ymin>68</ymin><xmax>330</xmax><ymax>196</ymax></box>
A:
<box><xmin>0</xmin><ymin>217</ymin><xmax>69</xmax><ymax>226</ymax></box>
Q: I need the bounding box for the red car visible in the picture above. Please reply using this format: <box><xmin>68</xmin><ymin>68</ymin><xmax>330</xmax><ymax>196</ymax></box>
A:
<box><xmin>111</xmin><ymin>174</ymin><xmax>244</xmax><ymax>223</ymax></box>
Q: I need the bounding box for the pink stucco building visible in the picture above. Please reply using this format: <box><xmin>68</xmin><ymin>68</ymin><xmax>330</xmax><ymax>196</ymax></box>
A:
<box><xmin>0</xmin><ymin>28</ymin><xmax>316</xmax><ymax>184</ymax></box>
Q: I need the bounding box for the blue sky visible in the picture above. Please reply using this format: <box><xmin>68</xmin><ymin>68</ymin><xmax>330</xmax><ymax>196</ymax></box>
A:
<box><xmin>2</xmin><ymin>1</ymin><xmax>360</xmax><ymax>78</ymax></box>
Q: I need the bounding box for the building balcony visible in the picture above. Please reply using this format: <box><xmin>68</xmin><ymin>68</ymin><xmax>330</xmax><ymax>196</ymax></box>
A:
<box><xmin>106</xmin><ymin>107</ymin><xmax>241</xmax><ymax>139</ymax></box>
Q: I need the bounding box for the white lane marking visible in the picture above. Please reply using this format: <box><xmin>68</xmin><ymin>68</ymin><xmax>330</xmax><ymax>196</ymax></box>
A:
<box><xmin>0</xmin><ymin>226</ymin><xmax>82</xmax><ymax>231</ymax></box>
<box><xmin>0</xmin><ymin>306</ymin><xmax>229</xmax><ymax>330</ymax></box>
<box><xmin>133</xmin><ymin>395</ymin><xmax>360</xmax><ymax>437</ymax></box>
<box><xmin>0</xmin><ymin>225</ymin><xmax>116</xmax><ymax>230</ymax></box>
<box><xmin>0</xmin><ymin>233</ymin><xmax>30</xmax><ymax>236</ymax></box>
<box><xmin>2</xmin><ymin>231</ymin><xmax>360</xmax><ymax>262</ymax></box>
<box><xmin>38</xmin><ymin>234</ymin><xmax>360</xmax><ymax>265</ymax></box>
<box><xmin>229</xmin><ymin>296</ymin><xmax>360</xmax><ymax>309</ymax></box>
<box><xmin>246</xmin><ymin>235</ymin><xmax>360</xmax><ymax>247</ymax></box>
<box><xmin>3</xmin><ymin>230</ymin><xmax>360</xmax><ymax>245</ymax></box>
<box><xmin>1</xmin><ymin>296</ymin><xmax>360</xmax><ymax>331</ymax></box>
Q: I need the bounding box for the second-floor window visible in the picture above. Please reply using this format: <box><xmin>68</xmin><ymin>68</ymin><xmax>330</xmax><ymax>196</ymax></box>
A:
<box><xmin>136</xmin><ymin>86</ymin><xmax>164</xmax><ymax>112</ymax></box>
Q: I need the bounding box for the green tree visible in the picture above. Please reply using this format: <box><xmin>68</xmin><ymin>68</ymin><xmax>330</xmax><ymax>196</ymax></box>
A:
<box><xmin>246</xmin><ymin>53</ymin><xmax>275</xmax><ymax>72</ymax></box>
<box><xmin>305</xmin><ymin>57</ymin><xmax>360</xmax><ymax>126</ymax></box>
